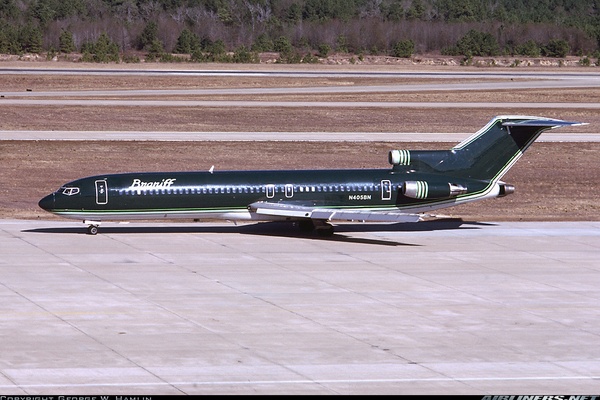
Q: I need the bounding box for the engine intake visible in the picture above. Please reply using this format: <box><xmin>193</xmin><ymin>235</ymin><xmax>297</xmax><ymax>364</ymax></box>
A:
<box><xmin>403</xmin><ymin>181</ymin><xmax>467</xmax><ymax>200</ymax></box>
<box><xmin>389</xmin><ymin>149</ymin><xmax>410</xmax><ymax>166</ymax></box>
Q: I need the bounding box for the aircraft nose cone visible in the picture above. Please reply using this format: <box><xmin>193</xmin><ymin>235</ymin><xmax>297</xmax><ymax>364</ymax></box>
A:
<box><xmin>38</xmin><ymin>193</ymin><xmax>54</xmax><ymax>211</ymax></box>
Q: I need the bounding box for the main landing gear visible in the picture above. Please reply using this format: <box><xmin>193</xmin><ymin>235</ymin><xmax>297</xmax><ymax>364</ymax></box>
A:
<box><xmin>84</xmin><ymin>221</ymin><xmax>101</xmax><ymax>235</ymax></box>
<box><xmin>296</xmin><ymin>219</ymin><xmax>335</xmax><ymax>237</ymax></box>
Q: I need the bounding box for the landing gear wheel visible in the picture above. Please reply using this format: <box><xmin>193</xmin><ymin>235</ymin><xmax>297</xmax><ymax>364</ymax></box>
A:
<box><xmin>297</xmin><ymin>220</ymin><xmax>316</xmax><ymax>232</ymax></box>
<box><xmin>315</xmin><ymin>225</ymin><xmax>335</xmax><ymax>237</ymax></box>
<box><xmin>87</xmin><ymin>225</ymin><xmax>99</xmax><ymax>235</ymax></box>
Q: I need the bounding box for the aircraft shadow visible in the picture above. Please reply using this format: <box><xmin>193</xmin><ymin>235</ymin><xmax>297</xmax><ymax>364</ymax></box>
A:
<box><xmin>335</xmin><ymin>218</ymin><xmax>492</xmax><ymax>232</ymax></box>
<box><xmin>24</xmin><ymin>218</ymin><xmax>489</xmax><ymax>247</ymax></box>
<box><xmin>23</xmin><ymin>218</ymin><xmax>493</xmax><ymax>246</ymax></box>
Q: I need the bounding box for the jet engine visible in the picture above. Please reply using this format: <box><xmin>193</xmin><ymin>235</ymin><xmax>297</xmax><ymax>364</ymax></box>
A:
<box><xmin>403</xmin><ymin>181</ymin><xmax>467</xmax><ymax>200</ymax></box>
<box><xmin>498</xmin><ymin>183</ymin><xmax>515</xmax><ymax>197</ymax></box>
<box><xmin>389</xmin><ymin>149</ymin><xmax>410</xmax><ymax>166</ymax></box>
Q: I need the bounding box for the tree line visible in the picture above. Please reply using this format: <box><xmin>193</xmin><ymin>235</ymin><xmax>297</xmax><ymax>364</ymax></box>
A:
<box><xmin>1</xmin><ymin>0</ymin><xmax>599</xmax><ymax>63</ymax></box>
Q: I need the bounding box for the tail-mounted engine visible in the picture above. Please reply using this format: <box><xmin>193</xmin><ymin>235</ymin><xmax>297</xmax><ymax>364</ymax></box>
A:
<box><xmin>389</xmin><ymin>149</ymin><xmax>411</xmax><ymax>166</ymax></box>
<box><xmin>498</xmin><ymin>183</ymin><xmax>515</xmax><ymax>197</ymax></box>
<box><xmin>403</xmin><ymin>181</ymin><xmax>467</xmax><ymax>200</ymax></box>
<box><xmin>388</xmin><ymin>148</ymin><xmax>456</xmax><ymax>172</ymax></box>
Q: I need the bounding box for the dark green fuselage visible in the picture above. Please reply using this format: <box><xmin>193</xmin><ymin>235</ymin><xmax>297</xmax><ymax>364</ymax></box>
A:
<box><xmin>40</xmin><ymin>167</ymin><xmax>489</xmax><ymax>221</ymax></box>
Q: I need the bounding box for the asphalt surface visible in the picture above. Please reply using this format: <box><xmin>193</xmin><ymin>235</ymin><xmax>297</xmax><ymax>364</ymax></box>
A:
<box><xmin>1</xmin><ymin>219</ymin><xmax>599</xmax><ymax>395</ymax></box>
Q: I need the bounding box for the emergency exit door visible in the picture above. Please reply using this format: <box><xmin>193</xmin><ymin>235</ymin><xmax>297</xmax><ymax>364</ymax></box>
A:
<box><xmin>381</xmin><ymin>180</ymin><xmax>392</xmax><ymax>200</ymax></box>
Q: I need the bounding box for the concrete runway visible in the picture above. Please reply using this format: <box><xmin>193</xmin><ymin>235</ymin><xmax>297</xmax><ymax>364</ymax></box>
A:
<box><xmin>1</xmin><ymin>218</ymin><xmax>599</xmax><ymax>395</ymax></box>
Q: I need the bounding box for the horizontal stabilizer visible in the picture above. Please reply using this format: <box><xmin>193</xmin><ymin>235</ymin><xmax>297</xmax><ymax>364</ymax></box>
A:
<box><xmin>249</xmin><ymin>202</ymin><xmax>421</xmax><ymax>223</ymax></box>
<box><xmin>502</xmin><ymin>118</ymin><xmax>588</xmax><ymax>128</ymax></box>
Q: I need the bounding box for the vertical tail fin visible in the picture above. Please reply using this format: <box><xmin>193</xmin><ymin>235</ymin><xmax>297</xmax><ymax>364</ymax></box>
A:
<box><xmin>387</xmin><ymin>115</ymin><xmax>586</xmax><ymax>206</ymax></box>
<box><xmin>450</xmin><ymin>115</ymin><xmax>585</xmax><ymax>181</ymax></box>
<box><xmin>389</xmin><ymin>115</ymin><xmax>586</xmax><ymax>182</ymax></box>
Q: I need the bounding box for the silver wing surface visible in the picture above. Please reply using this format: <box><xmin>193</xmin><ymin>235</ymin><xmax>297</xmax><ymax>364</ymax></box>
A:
<box><xmin>249</xmin><ymin>202</ymin><xmax>422</xmax><ymax>223</ymax></box>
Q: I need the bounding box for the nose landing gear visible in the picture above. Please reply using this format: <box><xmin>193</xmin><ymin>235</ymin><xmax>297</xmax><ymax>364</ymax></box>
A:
<box><xmin>84</xmin><ymin>221</ymin><xmax>101</xmax><ymax>235</ymax></box>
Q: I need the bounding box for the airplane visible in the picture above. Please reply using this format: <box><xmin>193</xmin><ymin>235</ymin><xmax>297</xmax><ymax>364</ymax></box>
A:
<box><xmin>38</xmin><ymin>115</ymin><xmax>585</xmax><ymax>236</ymax></box>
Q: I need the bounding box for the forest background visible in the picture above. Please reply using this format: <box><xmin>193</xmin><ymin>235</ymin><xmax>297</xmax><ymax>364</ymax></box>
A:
<box><xmin>1</xmin><ymin>0</ymin><xmax>600</xmax><ymax>64</ymax></box>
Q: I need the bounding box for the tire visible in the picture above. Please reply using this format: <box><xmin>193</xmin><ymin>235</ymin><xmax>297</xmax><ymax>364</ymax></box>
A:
<box><xmin>316</xmin><ymin>226</ymin><xmax>334</xmax><ymax>237</ymax></box>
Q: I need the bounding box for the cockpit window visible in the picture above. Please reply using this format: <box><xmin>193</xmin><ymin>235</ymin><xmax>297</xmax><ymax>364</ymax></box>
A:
<box><xmin>61</xmin><ymin>187</ymin><xmax>80</xmax><ymax>196</ymax></box>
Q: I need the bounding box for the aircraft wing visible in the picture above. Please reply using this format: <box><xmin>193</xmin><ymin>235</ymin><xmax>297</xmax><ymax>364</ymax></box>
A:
<box><xmin>248</xmin><ymin>202</ymin><xmax>422</xmax><ymax>223</ymax></box>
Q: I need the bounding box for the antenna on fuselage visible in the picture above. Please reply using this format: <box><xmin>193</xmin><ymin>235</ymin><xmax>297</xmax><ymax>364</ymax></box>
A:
<box><xmin>209</xmin><ymin>165</ymin><xmax>214</xmax><ymax>174</ymax></box>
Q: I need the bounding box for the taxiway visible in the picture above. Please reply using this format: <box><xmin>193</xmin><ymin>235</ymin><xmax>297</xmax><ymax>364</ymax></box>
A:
<box><xmin>1</xmin><ymin>219</ymin><xmax>599</xmax><ymax>395</ymax></box>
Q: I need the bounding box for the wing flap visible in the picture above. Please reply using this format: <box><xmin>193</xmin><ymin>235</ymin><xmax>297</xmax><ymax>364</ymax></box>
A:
<box><xmin>249</xmin><ymin>202</ymin><xmax>421</xmax><ymax>223</ymax></box>
<box><xmin>327</xmin><ymin>209</ymin><xmax>421</xmax><ymax>223</ymax></box>
<box><xmin>251</xmin><ymin>202</ymin><xmax>312</xmax><ymax>218</ymax></box>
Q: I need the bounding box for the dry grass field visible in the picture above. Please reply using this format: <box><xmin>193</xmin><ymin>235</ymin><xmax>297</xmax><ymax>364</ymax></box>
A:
<box><xmin>1</xmin><ymin>62</ymin><xmax>598</xmax><ymax>222</ymax></box>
